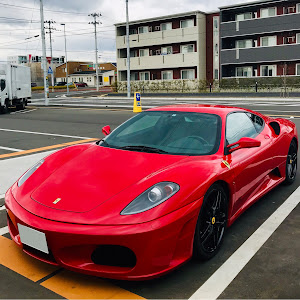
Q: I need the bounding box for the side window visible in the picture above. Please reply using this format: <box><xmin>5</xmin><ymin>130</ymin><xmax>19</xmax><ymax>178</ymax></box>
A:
<box><xmin>226</xmin><ymin>112</ymin><xmax>258</xmax><ymax>145</ymax></box>
<box><xmin>0</xmin><ymin>79</ymin><xmax>5</xmax><ymax>91</ymax></box>
<box><xmin>246</xmin><ymin>113</ymin><xmax>264</xmax><ymax>133</ymax></box>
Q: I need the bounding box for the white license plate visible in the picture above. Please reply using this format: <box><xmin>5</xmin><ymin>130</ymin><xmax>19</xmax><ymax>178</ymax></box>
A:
<box><xmin>17</xmin><ymin>224</ymin><xmax>49</xmax><ymax>254</ymax></box>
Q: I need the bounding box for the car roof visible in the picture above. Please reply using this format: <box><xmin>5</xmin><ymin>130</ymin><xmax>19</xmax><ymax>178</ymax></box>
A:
<box><xmin>147</xmin><ymin>104</ymin><xmax>250</xmax><ymax>118</ymax></box>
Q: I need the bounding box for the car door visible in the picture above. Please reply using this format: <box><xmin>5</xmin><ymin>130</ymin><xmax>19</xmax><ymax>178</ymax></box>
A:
<box><xmin>225</xmin><ymin>112</ymin><xmax>273</xmax><ymax>216</ymax></box>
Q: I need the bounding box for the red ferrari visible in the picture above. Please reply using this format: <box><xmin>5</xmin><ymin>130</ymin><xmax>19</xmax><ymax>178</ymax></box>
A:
<box><xmin>5</xmin><ymin>105</ymin><xmax>298</xmax><ymax>280</ymax></box>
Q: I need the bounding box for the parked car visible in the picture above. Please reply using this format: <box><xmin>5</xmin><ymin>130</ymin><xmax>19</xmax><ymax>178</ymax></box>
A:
<box><xmin>75</xmin><ymin>82</ymin><xmax>88</xmax><ymax>87</ymax></box>
<box><xmin>5</xmin><ymin>105</ymin><xmax>298</xmax><ymax>280</ymax></box>
<box><xmin>55</xmin><ymin>82</ymin><xmax>67</xmax><ymax>87</ymax></box>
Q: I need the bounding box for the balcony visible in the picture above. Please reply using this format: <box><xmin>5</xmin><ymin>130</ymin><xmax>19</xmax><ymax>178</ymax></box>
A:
<box><xmin>116</xmin><ymin>26</ymin><xmax>199</xmax><ymax>49</ymax></box>
<box><xmin>117</xmin><ymin>52</ymin><xmax>198</xmax><ymax>71</ymax></box>
<box><xmin>221</xmin><ymin>43</ymin><xmax>300</xmax><ymax>65</ymax></box>
<box><xmin>220</xmin><ymin>13</ymin><xmax>300</xmax><ymax>38</ymax></box>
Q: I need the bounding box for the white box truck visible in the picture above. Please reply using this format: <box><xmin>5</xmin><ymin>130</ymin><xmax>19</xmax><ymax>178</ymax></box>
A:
<box><xmin>0</xmin><ymin>63</ymin><xmax>31</xmax><ymax>114</ymax></box>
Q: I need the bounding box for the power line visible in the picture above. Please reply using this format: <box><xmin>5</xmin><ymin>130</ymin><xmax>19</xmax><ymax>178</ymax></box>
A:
<box><xmin>0</xmin><ymin>2</ymin><xmax>90</xmax><ymax>16</ymax></box>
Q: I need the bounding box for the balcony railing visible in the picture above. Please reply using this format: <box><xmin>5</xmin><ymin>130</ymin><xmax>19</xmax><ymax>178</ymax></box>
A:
<box><xmin>220</xmin><ymin>13</ymin><xmax>300</xmax><ymax>38</ymax></box>
<box><xmin>221</xmin><ymin>43</ymin><xmax>300</xmax><ymax>65</ymax></box>
<box><xmin>116</xmin><ymin>26</ymin><xmax>199</xmax><ymax>49</ymax></box>
<box><xmin>117</xmin><ymin>52</ymin><xmax>198</xmax><ymax>71</ymax></box>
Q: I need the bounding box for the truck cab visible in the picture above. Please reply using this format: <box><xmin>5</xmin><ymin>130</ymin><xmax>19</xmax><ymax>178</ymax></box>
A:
<box><xmin>0</xmin><ymin>64</ymin><xmax>31</xmax><ymax>114</ymax></box>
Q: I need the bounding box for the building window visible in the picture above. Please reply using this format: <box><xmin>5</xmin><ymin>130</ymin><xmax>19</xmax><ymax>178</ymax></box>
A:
<box><xmin>181</xmin><ymin>69</ymin><xmax>195</xmax><ymax>80</ymax></box>
<box><xmin>138</xmin><ymin>26</ymin><xmax>148</xmax><ymax>34</ymax></box>
<box><xmin>236</xmin><ymin>66</ymin><xmax>252</xmax><ymax>77</ymax></box>
<box><xmin>214</xmin><ymin>18</ymin><xmax>218</xmax><ymax>29</ymax></box>
<box><xmin>139</xmin><ymin>49</ymin><xmax>149</xmax><ymax>57</ymax></box>
<box><xmin>285</xmin><ymin>36</ymin><xmax>296</xmax><ymax>44</ymax></box>
<box><xmin>286</xmin><ymin>6</ymin><xmax>296</xmax><ymax>14</ymax></box>
<box><xmin>130</xmin><ymin>72</ymin><xmax>138</xmax><ymax>81</ymax></box>
<box><xmin>260</xmin><ymin>7</ymin><xmax>276</xmax><ymax>18</ymax></box>
<box><xmin>296</xmin><ymin>33</ymin><xmax>300</xmax><ymax>43</ymax></box>
<box><xmin>129</xmin><ymin>28</ymin><xmax>137</xmax><ymax>35</ymax></box>
<box><xmin>236</xmin><ymin>39</ymin><xmax>253</xmax><ymax>49</ymax></box>
<box><xmin>296</xmin><ymin>64</ymin><xmax>300</xmax><ymax>75</ymax></box>
<box><xmin>161</xmin><ymin>22</ymin><xmax>172</xmax><ymax>31</ymax></box>
<box><xmin>261</xmin><ymin>65</ymin><xmax>276</xmax><ymax>76</ymax></box>
<box><xmin>236</xmin><ymin>12</ymin><xmax>252</xmax><ymax>21</ymax></box>
<box><xmin>180</xmin><ymin>19</ymin><xmax>194</xmax><ymax>28</ymax></box>
<box><xmin>214</xmin><ymin>69</ymin><xmax>219</xmax><ymax>80</ymax></box>
<box><xmin>161</xmin><ymin>46</ymin><xmax>172</xmax><ymax>55</ymax></box>
<box><xmin>130</xmin><ymin>50</ymin><xmax>138</xmax><ymax>57</ymax></box>
<box><xmin>162</xmin><ymin>70</ymin><xmax>173</xmax><ymax>80</ymax></box>
<box><xmin>140</xmin><ymin>72</ymin><xmax>150</xmax><ymax>81</ymax></box>
<box><xmin>261</xmin><ymin>36</ymin><xmax>277</xmax><ymax>47</ymax></box>
<box><xmin>181</xmin><ymin>44</ymin><xmax>195</xmax><ymax>53</ymax></box>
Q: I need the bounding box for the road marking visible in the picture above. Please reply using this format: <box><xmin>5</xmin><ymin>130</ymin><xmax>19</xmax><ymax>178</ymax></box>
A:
<box><xmin>41</xmin><ymin>269</ymin><xmax>144</xmax><ymax>299</ymax></box>
<box><xmin>0</xmin><ymin>206</ymin><xmax>6</xmax><ymax>211</ymax></box>
<box><xmin>189</xmin><ymin>186</ymin><xmax>300</xmax><ymax>300</ymax></box>
<box><xmin>0</xmin><ymin>194</ymin><xmax>5</xmax><ymax>199</ymax></box>
<box><xmin>0</xmin><ymin>138</ymin><xmax>98</xmax><ymax>160</ymax></box>
<box><xmin>0</xmin><ymin>227</ymin><xmax>9</xmax><ymax>236</ymax></box>
<box><xmin>0</xmin><ymin>146</ymin><xmax>23</xmax><ymax>152</ymax></box>
<box><xmin>0</xmin><ymin>236</ymin><xmax>59</xmax><ymax>281</ymax></box>
<box><xmin>0</xmin><ymin>128</ymin><xmax>94</xmax><ymax>140</ymax></box>
<box><xmin>17</xmin><ymin>109</ymin><xmax>38</xmax><ymax>114</ymax></box>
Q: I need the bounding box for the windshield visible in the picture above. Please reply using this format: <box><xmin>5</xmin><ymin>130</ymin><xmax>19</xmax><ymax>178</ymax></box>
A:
<box><xmin>100</xmin><ymin>111</ymin><xmax>221</xmax><ymax>156</ymax></box>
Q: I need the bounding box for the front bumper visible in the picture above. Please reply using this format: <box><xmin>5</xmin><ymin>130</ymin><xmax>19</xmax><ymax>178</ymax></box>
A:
<box><xmin>5</xmin><ymin>188</ymin><xmax>202</xmax><ymax>280</ymax></box>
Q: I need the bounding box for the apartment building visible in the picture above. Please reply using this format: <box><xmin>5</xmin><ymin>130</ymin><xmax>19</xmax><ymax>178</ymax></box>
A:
<box><xmin>8</xmin><ymin>55</ymin><xmax>65</xmax><ymax>65</ymax></box>
<box><xmin>220</xmin><ymin>0</ymin><xmax>300</xmax><ymax>79</ymax></box>
<box><xmin>115</xmin><ymin>11</ymin><xmax>207</xmax><ymax>82</ymax></box>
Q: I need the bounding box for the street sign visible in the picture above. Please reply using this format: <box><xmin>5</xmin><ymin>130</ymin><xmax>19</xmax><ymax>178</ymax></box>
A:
<box><xmin>133</xmin><ymin>92</ymin><xmax>142</xmax><ymax>113</ymax></box>
<box><xmin>48</xmin><ymin>67</ymin><xmax>53</xmax><ymax>75</ymax></box>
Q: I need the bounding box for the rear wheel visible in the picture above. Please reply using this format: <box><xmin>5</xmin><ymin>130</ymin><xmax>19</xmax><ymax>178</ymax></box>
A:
<box><xmin>16</xmin><ymin>99</ymin><xmax>26</xmax><ymax>111</ymax></box>
<box><xmin>284</xmin><ymin>140</ymin><xmax>297</xmax><ymax>185</ymax></box>
<box><xmin>193</xmin><ymin>183</ymin><xmax>228</xmax><ymax>261</ymax></box>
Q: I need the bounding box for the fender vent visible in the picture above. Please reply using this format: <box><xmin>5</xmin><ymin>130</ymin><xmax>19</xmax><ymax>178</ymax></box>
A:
<box><xmin>269</xmin><ymin>122</ymin><xmax>280</xmax><ymax>136</ymax></box>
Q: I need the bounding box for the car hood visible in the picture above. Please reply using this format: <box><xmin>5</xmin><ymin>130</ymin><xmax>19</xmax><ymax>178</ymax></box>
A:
<box><xmin>29</xmin><ymin>144</ymin><xmax>187</xmax><ymax>213</ymax></box>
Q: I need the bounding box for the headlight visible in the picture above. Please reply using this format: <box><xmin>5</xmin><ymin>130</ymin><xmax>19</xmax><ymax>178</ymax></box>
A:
<box><xmin>121</xmin><ymin>182</ymin><xmax>180</xmax><ymax>215</ymax></box>
<box><xmin>18</xmin><ymin>159</ymin><xmax>44</xmax><ymax>187</ymax></box>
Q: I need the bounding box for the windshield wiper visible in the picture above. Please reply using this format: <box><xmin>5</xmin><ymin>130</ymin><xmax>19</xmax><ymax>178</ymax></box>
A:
<box><xmin>120</xmin><ymin>145</ymin><xmax>169</xmax><ymax>154</ymax></box>
<box><xmin>99</xmin><ymin>139</ymin><xmax>111</xmax><ymax>147</ymax></box>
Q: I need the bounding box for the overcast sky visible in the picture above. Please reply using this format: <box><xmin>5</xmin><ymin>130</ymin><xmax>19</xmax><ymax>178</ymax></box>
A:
<box><xmin>0</xmin><ymin>0</ymin><xmax>255</xmax><ymax>63</ymax></box>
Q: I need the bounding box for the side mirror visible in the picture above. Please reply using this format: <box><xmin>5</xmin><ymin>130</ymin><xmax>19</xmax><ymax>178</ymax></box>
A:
<box><xmin>102</xmin><ymin>125</ymin><xmax>111</xmax><ymax>136</ymax></box>
<box><xmin>227</xmin><ymin>137</ymin><xmax>261</xmax><ymax>153</ymax></box>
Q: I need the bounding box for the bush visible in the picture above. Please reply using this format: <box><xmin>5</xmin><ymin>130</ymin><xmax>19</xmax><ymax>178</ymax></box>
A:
<box><xmin>32</xmin><ymin>85</ymin><xmax>76</xmax><ymax>91</ymax></box>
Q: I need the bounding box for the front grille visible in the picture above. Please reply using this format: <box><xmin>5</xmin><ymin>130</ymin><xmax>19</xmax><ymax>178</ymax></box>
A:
<box><xmin>91</xmin><ymin>245</ymin><xmax>136</xmax><ymax>268</ymax></box>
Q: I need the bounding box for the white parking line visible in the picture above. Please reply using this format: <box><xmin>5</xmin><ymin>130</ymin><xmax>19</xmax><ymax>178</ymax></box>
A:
<box><xmin>0</xmin><ymin>146</ymin><xmax>23</xmax><ymax>152</ymax></box>
<box><xmin>190</xmin><ymin>186</ymin><xmax>300</xmax><ymax>300</ymax></box>
<box><xmin>0</xmin><ymin>194</ymin><xmax>5</xmax><ymax>200</ymax></box>
<box><xmin>0</xmin><ymin>226</ymin><xmax>9</xmax><ymax>236</ymax></box>
<box><xmin>0</xmin><ymin>206</ymin><xmax>6</xmax><ymax>211</ymax></box>
<box><xmin>0</xmin><ymin>128</ymin><xmax>92</xmax><ymax>140</ymax></box>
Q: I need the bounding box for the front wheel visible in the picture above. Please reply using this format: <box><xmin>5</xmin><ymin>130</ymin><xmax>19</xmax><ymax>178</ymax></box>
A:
<box><xmin>193</xmin><ymin>183</ymin><xmax>228</xmax><ymax>261</ymax></box>
<box><xmin>284</xmin><ymin>140</ymin><xmax>297</xmax><ymax>185</ymax></box>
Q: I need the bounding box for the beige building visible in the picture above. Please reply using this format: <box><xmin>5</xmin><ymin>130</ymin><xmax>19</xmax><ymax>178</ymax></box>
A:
<box><xmin>115</xmin><ymin>11</ymin><xmax>207</xmax><ymax>82</ymax></box>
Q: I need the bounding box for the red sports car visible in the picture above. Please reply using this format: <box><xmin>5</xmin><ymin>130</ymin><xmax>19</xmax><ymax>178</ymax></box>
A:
<box><xmin>5</xmin><ymin>105</ymin><xmax>298</xmax><ymax>280</ymax></box>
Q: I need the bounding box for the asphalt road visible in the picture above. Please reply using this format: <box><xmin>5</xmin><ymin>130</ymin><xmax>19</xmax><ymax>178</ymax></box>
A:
<box><xmin>0</xmin><ymin>106</ymin><xmax>299</xmax><ymax>299</ymax></box>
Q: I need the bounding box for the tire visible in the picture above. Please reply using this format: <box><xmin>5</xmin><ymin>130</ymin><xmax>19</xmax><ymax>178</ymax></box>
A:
<box><xmin>16</xmin><ymin>99</ymin><xmax>26</xmax><ymax>111</ymax></box>
<box><xmin>193</xmin><ymin>183</ymin><xmax>228</xmax><ymax>261</ymax></box>
<box><xmin>0</xmin><ymin>102</ymin><xmax>8</xmax><ymax>114</ymax></box>
<box><xmin>284</xmin><ymin>140</ymin><xmax>297</xmax><ymax>185</ymax></box>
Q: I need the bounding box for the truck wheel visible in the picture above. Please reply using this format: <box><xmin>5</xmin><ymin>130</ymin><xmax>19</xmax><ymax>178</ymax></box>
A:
<box><xmin>0</xmin><ymin>102</ymin><xmax>8</xmax><ymax>114</ymax></box>
<box><xmin>16</xmin><ymin>99</ymin><xmax>26</xmax><ymax>111</ymax></box>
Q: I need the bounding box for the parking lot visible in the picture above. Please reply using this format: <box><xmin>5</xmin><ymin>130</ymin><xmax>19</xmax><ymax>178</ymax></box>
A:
<box><xmin>0</xmin><ymin>106</ymin><xmax>299</xmax><ymax>299</ymax></box>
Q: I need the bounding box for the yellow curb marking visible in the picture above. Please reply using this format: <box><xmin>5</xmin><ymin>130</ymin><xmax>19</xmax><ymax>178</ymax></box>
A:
<box><xmin>0</xmin><ymin>138</ymin><xmax>98</xmax><ymax>160</ymax></box>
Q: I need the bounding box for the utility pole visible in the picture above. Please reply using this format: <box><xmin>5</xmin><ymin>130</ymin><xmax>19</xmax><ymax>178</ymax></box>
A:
<box><xmin>39</xmin><ymin>0</ymin><xmax>48</xmax><ymax>105</ymax></box>
<box><xmin>44</xmin><ymin>20</ymin><xmax>56</xmax><ymax>93</ymax></box>
<box><xmin>89</xmin><ymin>13</ymin><xmax>101</xmax><ymax>92</ymax></box>
<box><xmin>126</xmin><ymin>0</ymin><xmax>131</xmax><ymax>98</ymax></box>
<box><xmin>61</xmin><ymin>23</ymin><xmax>69</xmax><ymax>94</ymax></box>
